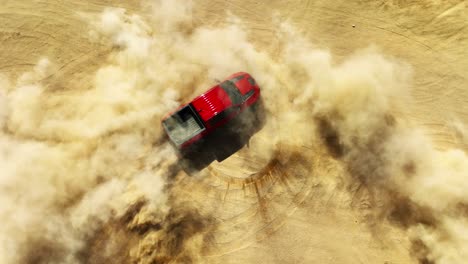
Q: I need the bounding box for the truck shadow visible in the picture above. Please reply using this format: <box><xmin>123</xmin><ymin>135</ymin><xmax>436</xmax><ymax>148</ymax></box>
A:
<box><xmin>179</xmin><ymin>99</ymin><xmax>267</xmax><ymax>175</ymax></box>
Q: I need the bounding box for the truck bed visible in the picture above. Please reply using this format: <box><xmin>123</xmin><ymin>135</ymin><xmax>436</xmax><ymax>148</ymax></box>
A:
<box><xmin>162</xmin><ymin>105</ymin><xmax>205</xmax><ymax>146</ymax></box>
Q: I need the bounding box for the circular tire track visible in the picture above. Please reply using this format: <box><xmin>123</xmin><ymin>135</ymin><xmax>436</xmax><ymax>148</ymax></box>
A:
<box><xmin>175</xmin><ymin>140</ymin><xmax>319</xmax><ymax>256</ymax></box>
<box><xmin>2</xmin><ymin>1</ymin><xmax>467</xmax><ymax>263</ymax></box>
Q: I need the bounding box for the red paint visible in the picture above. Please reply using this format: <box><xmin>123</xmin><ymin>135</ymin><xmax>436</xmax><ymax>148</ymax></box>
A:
<box><xmin>191</xmin><ymin>85</ymin><xmax>232</xmax><ymax>122</ymax></box>
<box><xmin>227</xmin><ymin>72</ymin><xmax>251</xmax><ymax>94</ymax></box>
<box><xmin>162</xmin><ymin>72</ymin><xmax>261</xmax><ymax>150</ymax></box>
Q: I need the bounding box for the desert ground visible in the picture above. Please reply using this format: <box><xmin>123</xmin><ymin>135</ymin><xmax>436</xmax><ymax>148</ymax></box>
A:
<box><xmin>1</xmin><ymin>1</ymin><xmax>467</xmax><ymax>263</ymax></box>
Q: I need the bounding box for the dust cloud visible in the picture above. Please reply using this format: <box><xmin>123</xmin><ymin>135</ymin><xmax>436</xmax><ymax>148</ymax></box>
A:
<box><xmin>0</xmin><ymin>0</ymin><xmax>467</xmax><ymax>263</ymax></box>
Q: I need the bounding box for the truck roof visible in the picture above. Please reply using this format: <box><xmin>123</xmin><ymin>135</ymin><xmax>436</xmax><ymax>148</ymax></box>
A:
<box><xmin>190</xmin><ymin>85</ymin><xmax>233</xmax><ymax>122</ymax></box>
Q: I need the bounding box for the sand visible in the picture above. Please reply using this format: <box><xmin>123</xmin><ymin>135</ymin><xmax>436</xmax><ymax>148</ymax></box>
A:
<box><xmin>1</xmin><ymin>1</ymin><xmax>467</xmax><ymax>263</ymax></box>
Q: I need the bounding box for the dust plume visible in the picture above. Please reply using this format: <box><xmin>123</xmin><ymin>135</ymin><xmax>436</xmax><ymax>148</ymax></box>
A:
<box><xmin>1</xmin><ymin>0</ymin><xmax>467</xmax><ymax>263</ymax></box>
<box><xmin>275</xmin><ymin>25</ymin><xmax>468</xmax><ymax>264</ymax></box>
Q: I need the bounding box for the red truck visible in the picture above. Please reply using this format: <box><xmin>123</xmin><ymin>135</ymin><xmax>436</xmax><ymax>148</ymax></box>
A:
<box><xmin>162</xmin><ymin>72</ymin><xmax>261</xmax><ymax>163</ymax></box>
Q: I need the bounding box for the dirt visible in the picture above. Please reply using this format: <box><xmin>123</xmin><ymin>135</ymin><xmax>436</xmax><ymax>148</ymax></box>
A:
<box><xmin>1</xmin><ymin>1</ymin><xmax>467</xmax><ymax>264</ymax></box>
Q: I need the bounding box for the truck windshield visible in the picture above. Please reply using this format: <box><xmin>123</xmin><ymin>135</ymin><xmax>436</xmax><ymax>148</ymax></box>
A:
<box><xmin>220</xmin><ymin>80</ymin><xmax>243</xmax><ymax>105</ymax></box>
<box><xmin>162</xmin><ymin>105</ymin><xmax>205</xmax><ymax>146</ymax></box>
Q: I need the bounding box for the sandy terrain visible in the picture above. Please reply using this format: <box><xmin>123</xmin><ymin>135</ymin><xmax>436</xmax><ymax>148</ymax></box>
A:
<box><xmin>0</xmin><ymin>1</ymin><xmax>467</xmax><ymax>263</ymax></box>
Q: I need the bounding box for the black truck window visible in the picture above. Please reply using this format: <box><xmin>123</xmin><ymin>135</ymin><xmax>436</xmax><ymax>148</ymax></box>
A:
<box><xmin>230</xmin><ymin>75</ymin><xmax>244</xmax><ymax>83</ymax></box>
<box><xmin>220</xmin><ymin>80</ymin><xmax>243</xmax><ymax>105</ymax></box>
